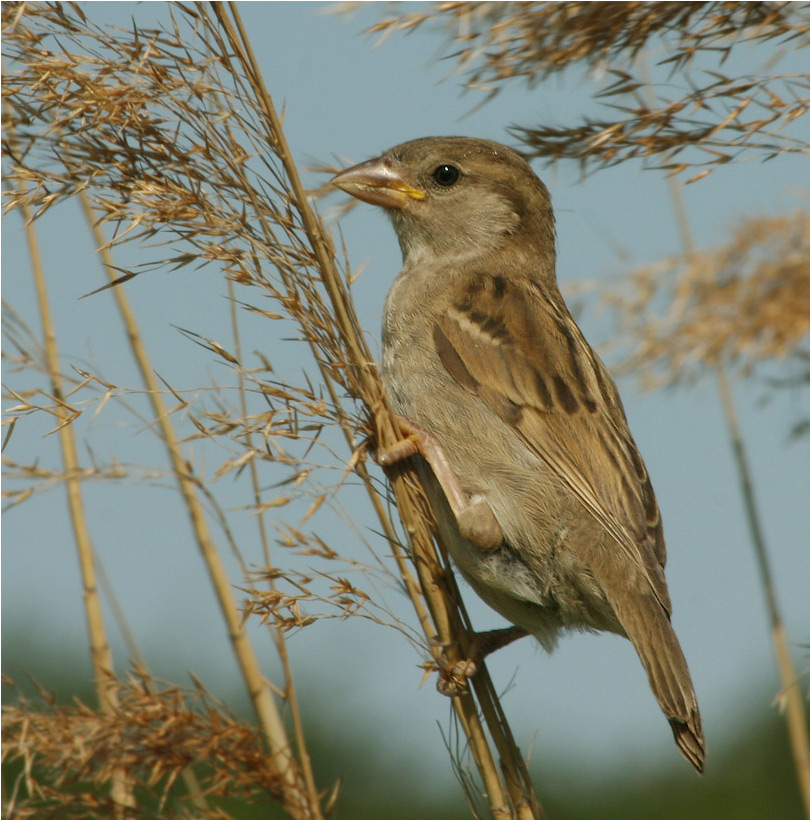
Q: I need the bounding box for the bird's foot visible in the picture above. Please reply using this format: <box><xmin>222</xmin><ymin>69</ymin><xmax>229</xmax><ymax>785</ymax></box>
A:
<box><xmin>435</xmin><ymin>626</ymin><xmax>529</xmax><ymax>696</ymax></box>
<box><xmin>437</xmin><ymin>658</ymin><xmax>479</xmax><ymax>696</ymax></box>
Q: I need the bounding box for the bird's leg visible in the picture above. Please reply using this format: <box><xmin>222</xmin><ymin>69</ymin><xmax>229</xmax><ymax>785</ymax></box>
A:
<box><xmin>376</xmin><ymin>415</ymin><xmax>504</xmax><ymax>550</ymax></box>
<box><xmin>436</xmin><ymin>626</ymin><xmax>529</xmax><ymax>695</ymax></box>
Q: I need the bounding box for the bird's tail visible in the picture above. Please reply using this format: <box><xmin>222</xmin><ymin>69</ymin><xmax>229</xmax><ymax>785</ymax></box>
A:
<box><xmin>614</xmin><ymin>595</ymin><xmax>705</xmax><ymax>773</ymax></box>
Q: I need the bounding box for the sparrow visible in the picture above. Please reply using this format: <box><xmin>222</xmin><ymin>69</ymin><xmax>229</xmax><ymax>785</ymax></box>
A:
<box><xmin>331</xmin><ymin>136</ymin><xmax>705</xmax><ymax>773</ymax></box>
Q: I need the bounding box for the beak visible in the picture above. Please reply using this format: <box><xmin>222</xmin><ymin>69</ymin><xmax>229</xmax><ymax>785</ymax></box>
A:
<box><xmin>331</xmin><ymin>157</ymin><xmax>425</xmax><ymax>209</ymax></box>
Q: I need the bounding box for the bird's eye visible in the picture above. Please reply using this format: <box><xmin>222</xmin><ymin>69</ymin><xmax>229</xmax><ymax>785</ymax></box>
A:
<box><xmin>432</xmin><ymin>164</ymin><xmax>461</xmax><ymax>187</ymax></box>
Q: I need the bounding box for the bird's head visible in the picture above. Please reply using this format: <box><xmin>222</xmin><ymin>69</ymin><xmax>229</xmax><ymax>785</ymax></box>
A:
<box><xmin>331</xmin><ymin>136</ymin><xmax>556</xmax><ymax>272</ymax></box>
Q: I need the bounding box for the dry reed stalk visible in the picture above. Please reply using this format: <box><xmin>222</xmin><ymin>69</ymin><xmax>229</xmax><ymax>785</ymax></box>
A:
<box><xmin>9</xmin><ymin>89</ymin><xmax>320</xmax><ymax>816</ymax></box>
<box><xmin>2</xmin><ymin>2</ymin><xmax>540</xmax><ymax>817</ymax></box>
<box><xmin>5</xmin><ymin>131</ymin><xmax>136</xmax><ymax>814</ymax></box>
<box><xmin>658</xmin><ymin>161</ymin><xmax>809</xmax><ymax>814</ymax></box>
<box><xmin>715</xmin><ymin>368</ymin><xmax>810</xmax><ymax>814</ymax></box>
<box><xmin>212</xmin><ymin>5</ymin><xmax>540</xmax><ymax>815</ymax></box>
<box><xmin>224</xmin><ymin>276</ymin><xmax>320</xmax><ymax>813</ymax></box>
<box><xmin>4</xmin><ymin>13</ymin><xmax>320</xmax><ymax>821</ymax></box>
<box><xmin>74</xmin><ymin>187</ymin><xmax>287</xmax><ymax>818</ymax></box>
<box><xmin>658</xmin><ymin>75</ymin><xmax>807</xmax><ymax>808</ymax></box>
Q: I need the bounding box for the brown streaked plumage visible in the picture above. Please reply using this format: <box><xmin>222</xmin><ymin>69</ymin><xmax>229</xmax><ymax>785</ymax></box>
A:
<box><xmin>332</xmin><ymin>136</ymin><xmax>705</xmax><ymax>773</ymax></box>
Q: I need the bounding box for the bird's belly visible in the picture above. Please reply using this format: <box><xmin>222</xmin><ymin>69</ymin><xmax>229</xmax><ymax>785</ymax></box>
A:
<box><xmin>415</xmin><ymin>461</ymin><xmax>622</xmax><ymax>650</ymax></box>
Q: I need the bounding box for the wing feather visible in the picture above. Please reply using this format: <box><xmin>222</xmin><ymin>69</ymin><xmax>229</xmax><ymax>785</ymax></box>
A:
<box><xmin>434</xmin><ymin>273</ymin><xmax>669</xmax><ymax>610</ymax></box>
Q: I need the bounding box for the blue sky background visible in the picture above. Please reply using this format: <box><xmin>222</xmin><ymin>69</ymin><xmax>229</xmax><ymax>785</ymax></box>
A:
<box><xmin>2</xmin><ymin>0</ymin><xmax>808</xmax><ymax>797</ymax></box>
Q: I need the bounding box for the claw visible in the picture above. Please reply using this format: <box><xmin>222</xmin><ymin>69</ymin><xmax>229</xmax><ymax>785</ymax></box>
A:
<box><xmin>435</xmin><ymin>626</ymin><xmax>529</xmax><ymax>696</ymax></box>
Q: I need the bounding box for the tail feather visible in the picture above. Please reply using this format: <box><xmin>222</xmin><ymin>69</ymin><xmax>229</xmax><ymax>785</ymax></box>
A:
<box><xmin>614</xmin><ymin>595</ymin><xmax>705</xmax><ymax>773</ymax></box>
<box><xmin>670</xmin><ymin>716</ymin><xmax>705</xmax><ymax>775</ymax></box>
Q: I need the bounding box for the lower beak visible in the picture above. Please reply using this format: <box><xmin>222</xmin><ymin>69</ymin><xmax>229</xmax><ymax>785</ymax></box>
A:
<box><xmin>331</xmin><ymin>158</ymin><xmax>425</xmax><ymax>209</ymax></box>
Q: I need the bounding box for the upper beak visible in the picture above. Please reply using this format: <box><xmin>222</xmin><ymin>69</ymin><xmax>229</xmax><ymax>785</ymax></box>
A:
<box><xmin>331</xmin><ymin>157</ymin><xmax>425</xmax><ymax>209</ymax></box>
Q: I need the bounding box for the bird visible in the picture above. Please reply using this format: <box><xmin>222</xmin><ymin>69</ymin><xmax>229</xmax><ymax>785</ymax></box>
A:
<box><xmin>331</xmin><ymin>136</ymin><xmax>705</xmax><ymax>773</ymax></box>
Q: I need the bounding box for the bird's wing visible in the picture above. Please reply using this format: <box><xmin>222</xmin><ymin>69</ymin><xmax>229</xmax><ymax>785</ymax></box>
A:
<box><xmin>433</xmin><ymin>272</ymin><xmax>670</xmax><ymax>611</ymax></box>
